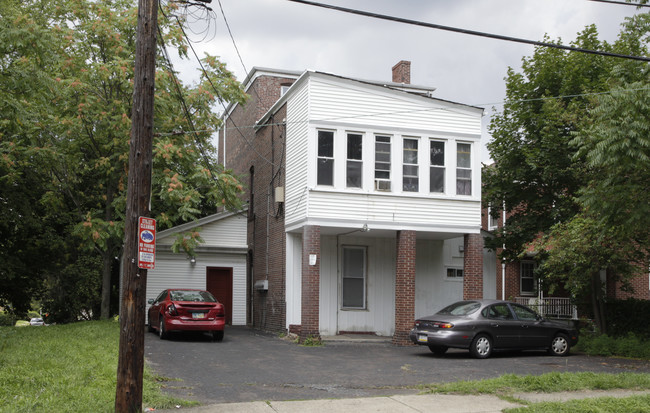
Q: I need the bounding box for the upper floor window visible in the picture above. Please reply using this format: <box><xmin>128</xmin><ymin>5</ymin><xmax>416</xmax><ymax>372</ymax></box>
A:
<box><xmin>346</xmin><ymin>133</ymin><xmax>363</xmax><ymax>188</ymax></box>
<box><xmin>430</xmin><ymin>140</ymin><xmax>445</xmax><ymax>193</ymax></box>
<box><xmin>317</xmin><ymin>130</ymin><xmax>334</xmax><ymax>186</ymax></box>
<box><xmin>403</xmin><ymin>138</ymin><xmax>419</xmax><ymax>192</ymax></box>
<box><xmin>456</xmin><ymin>142</ymin><xmax>472</xmax><ymax>195</ymax></box>
<box><xmin>374</xmin><ymin>136</ymin><xmax>391</xmax><ymax>191</ymax></box>
<box><xmin>280</xmin><ymin>84</ymin><xmax>291</xmax><ymax>96</ymax></box>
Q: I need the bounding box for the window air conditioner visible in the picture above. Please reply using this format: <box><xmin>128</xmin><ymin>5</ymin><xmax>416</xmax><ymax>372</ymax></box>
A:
<box><xmin>374</xmin><ymin>179</ymin><xmax>391</xmax><ymax>192</ymax></box>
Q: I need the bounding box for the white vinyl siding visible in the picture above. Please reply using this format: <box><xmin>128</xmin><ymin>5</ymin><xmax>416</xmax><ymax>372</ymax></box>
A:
<box><xmin>309</xmin><ymin>76</ymin><xmax>481</xmax><ymax>135</ymax></box>
<box><xmin>319</xmin><ymin>236</ymin><xmax>395</xmax><ymax>336</ymax></box>
<box><xmin>304</xmin><ymin>190</ymin><xmax>481</xmax><ymax>233</ymax></box>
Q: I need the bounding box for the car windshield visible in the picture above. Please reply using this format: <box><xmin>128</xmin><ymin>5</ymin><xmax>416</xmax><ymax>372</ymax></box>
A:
<box><xmin>170</xmin><ymin>290</ymin><xmax>216</xmax><ymax>303</ymax></box>
<box><xmin>436</xmin><ymin>301</ymin><xmax>481</xmax><ymax>316</ymax></box>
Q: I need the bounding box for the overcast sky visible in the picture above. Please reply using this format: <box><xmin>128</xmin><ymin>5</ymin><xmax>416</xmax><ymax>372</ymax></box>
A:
<box><xmin>172</xmin><ymin>0</ymin><xmax>643</xmax><ymax>162</ymax></box>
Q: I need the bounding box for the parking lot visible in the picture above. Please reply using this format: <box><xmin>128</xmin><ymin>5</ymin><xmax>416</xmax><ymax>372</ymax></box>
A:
<box><xmin>145</xmin><ymin>326</ymin><xmax>650</xmax><ymax>405</ymax></box>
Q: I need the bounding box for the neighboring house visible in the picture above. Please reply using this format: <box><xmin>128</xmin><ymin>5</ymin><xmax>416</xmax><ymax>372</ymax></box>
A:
<box><xmin>144</xmin><ymin>210</ymin><xmax>249</xmax><ymax>326</ymax></box>
<box><xmin>481</xmin><ymin>206</ymin><xmax>650</xmax><ymax>319</ymax></box>
<box><xmin>218</xmin><ymin>61</ymin><xmax>489</xmax><ymax>344</ymax></box>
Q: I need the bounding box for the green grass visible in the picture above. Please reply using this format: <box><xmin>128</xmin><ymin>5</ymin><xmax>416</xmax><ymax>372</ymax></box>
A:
<box><xmin>504</xmin><ymin>394</ymin><xmax>650</xmax><ymax>412</ymax></box>
<box><xmin>420</xmin><ymin>372</ymin><xmax>650</xmax><ymax>395</ymax></box>
<box><xmin>0</xmin><ymin>320</ymin><xmax>194</xmax><ymax>413</ymax></box>
<box><xmin>420</xmin><ymin>372</ymin><xmax>650</xmax><ymax>412</ymax></box>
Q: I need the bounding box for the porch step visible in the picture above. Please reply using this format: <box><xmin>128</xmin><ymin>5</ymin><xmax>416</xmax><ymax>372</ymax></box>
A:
<box><xmin>321</xmin><ymin>333</ymin><xmax>392</xmax><ymax>344</ymax></box>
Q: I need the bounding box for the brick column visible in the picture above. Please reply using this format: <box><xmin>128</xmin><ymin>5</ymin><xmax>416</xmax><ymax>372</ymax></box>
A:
<box><xmin>393</xmin><ymin>230</ymin><xmax>416</xmax><ymax>345</ymax></box>
<box><xmin>300</xmin><ymin>225</ymin><xmax>321</xmax><ymax>341</ymax></box>
<box><xmin>463</xmin><ymin>233</ymin><xmax>484</xmax><ymax>300</ymax></box>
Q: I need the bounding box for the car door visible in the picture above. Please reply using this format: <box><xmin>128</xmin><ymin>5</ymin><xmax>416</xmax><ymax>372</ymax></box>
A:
<box><xmin>484</xmin><ymin>303</ymin><xmax>520</xmax><ymax>348</ymax></box>
<box><xmin>510</xmin><ymin>303</ymin><xmax>550</xmax><ymax>348</ymax></box>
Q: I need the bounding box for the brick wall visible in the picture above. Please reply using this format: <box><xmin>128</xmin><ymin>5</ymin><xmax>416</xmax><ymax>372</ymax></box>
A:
<box><xmin>220</xmin><ymin>73</ymin><xmax>296</xmax><ymax>332</ymax></box>
<box><xmin>393</xmin><ymin>230</ymin><xmax>416</xmax><ymax>345</ymax></box>
<box><xmin>607</xmin><ymin>267</ymin><xmax>650</xmax><ymax>300</ymax></box>
<box><xmin>463</xmin><ymin>233</ymin><xmax>484</xmax><ymax>299</ymax></box>
<box><xmin>301</xmin><ymin>225</ymin><xmax>321</xmax><ymax>341</ymax></box>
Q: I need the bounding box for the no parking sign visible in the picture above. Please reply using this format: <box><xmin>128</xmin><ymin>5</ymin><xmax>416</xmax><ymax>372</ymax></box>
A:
<box><xmin>138</xmin><ymin>216</ymin><xmax>156</xmax><ymax>269</ymax></box>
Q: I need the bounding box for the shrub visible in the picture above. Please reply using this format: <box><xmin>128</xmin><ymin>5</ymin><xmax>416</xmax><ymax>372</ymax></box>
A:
<box><xmin>576</xmin><ymin>333</ymin><xmax>650</xmax><ymax>359</ymax></box>
<box><xmin>605</xmin><ymin>299</ymin><xmax>650</xmax><ymax>339</ymax></box>
<box><xmin>0</xmin><ymin>313</ymin><xmax>17</xmax><ymax>327</ymax></box>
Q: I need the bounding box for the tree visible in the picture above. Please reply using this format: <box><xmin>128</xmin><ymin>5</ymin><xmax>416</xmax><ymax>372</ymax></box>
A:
<box><xmin>486</xmin><ymin>11</ymin><xmax>650</xmax><ymax>332</ymax></box>
<box><xmin>484</xmin><ymin>25</ymin><xmax>616</xmax><ymax>259</ymax></box>
<box><xmin>0</xmin><ymin>0</ymin><xmax>247</xmax><ymax>320</ymax></box>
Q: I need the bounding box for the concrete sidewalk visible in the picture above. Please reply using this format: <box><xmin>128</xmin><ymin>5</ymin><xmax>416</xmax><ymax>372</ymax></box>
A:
<box><xmin>152</xmin><ymin>389</ymin><xmax>650</xmax><ymax>413</ymax></box>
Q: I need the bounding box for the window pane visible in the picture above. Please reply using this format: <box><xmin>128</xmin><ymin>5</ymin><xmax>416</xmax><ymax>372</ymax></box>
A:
<box><xmin>457</xmin><ymin>143</ymin><xmax>471</xmax><ymax>168</ymax></box>
<box><xmin>512</xmin><ymin>304</ymin><xmax>538</xmax><ymax>321</ymax></box>
<box><xmin>317</xmin><ymin>159</ymin><xmax>333</xmax><ymax>186</ymax></box>
<box><xmin>430</xmin><ymin>167</ymin><xmax>444</xmax><ymax>193</ymax></box>
<box><xmin>430</xmin><ymin>141</ymin><xmax>445</xmax><ymax>166</ymax></box>
<box><xmin>342</xmin><ymin>278</ymin><xmax>364</xmax><ymax>307</ymax></box>
<box><xmin>318</xmin><ymin>131</ymin><xmax>334</xmax><ymax>157</ymax></box>
<box><xmin>456</xmin><ymin>178</ymin><xmax>471</xmax><ymax>195</ymax></box>
<box><xmin>375</xmin><ymin>151</ymin><xmax>390</xmax><ymax>163</ymax></box>
<box><xmin>403</xmin><ymin>176</ymin><xmax>419</xmax><ymax>192</ymax></box>
<box><xmin>347</xmin><ymin>161</ymin><xmax>362</xmax><ymax>188</ymax></box>
<box><xmin>347</xmin><ymin>134</ymin><xmax>362</xmax><ymax>160</ymax></box>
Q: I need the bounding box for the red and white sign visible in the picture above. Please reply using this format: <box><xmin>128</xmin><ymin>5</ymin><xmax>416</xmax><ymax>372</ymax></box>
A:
<box><xmin>138</xmin><ymin>216</ymin><xmax>156</xmax><ymax>269</ymax></box>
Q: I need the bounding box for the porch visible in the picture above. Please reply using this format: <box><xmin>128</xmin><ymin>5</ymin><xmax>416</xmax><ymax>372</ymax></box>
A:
<box><xmin>514</xmin><ymin>297</ymin><xmax>578</xmax><ymax>320</ymax></box>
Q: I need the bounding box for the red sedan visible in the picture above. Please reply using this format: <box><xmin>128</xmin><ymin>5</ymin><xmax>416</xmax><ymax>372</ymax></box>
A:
<box><xmin>148</xmin><ymin>289</ymin><xmax>225</xmax><ymax>341</ymax></box>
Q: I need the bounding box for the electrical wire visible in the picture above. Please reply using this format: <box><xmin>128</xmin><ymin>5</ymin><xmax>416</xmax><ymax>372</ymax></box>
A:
<box><xmin>586</xmin><ymin>0</ymin><xmax>650</xmax><ymax>7</ymax></box>
<box><xmin>285</xmin><ymin>0</ymin><xmax>650</xmax><ymax>63</ymax></box>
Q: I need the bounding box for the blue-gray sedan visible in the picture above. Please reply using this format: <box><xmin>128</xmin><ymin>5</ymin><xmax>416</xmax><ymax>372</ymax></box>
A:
<box><xmin>409</xmin><ymin>299</ymin><xmax>579</xmax><ymax>358</ymax></box>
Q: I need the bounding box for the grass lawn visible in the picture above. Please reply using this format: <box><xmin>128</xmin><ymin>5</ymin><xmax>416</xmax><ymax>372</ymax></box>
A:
<box><xmin>0</xmin><ymin>319</ymin><xmax>194</xmax><ymax>413</ymax></box>
<box><xmin>420</xmin><ymin>372</ymin><xmax>650</xmax><ymax>412</ymax></box>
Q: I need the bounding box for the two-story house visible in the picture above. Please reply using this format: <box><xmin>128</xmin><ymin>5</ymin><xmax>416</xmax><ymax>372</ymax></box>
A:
<box><xmin>219</xmin><ymin>61</ymin><xmax>489</xmax><ymax>344</ymax></box>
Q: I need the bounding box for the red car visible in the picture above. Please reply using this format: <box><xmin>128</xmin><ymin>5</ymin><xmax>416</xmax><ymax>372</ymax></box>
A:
<box><xmin>147</xmin><ymin>289</ymin><xmax>225</xmax><ymax>341</ymax></box>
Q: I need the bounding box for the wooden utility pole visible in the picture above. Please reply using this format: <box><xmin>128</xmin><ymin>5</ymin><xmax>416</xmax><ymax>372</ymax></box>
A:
<box><xmin>115</xmin><ymin>0</ymin><xmax>158</xmax><ymax>411</ymax></box>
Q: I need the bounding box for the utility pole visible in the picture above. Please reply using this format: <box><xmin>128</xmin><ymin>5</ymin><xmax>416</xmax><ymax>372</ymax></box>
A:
<box><xmin>115</xmin><ymin>0</ymin><xmax>158</xmax><ymax>411</ymax></box>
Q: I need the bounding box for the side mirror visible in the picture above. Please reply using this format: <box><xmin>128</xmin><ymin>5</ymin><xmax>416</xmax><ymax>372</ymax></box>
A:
<box><xmin>148</xmin><ymin>299</ymin><xmax>154</xmax><ymax>305</ymax></box>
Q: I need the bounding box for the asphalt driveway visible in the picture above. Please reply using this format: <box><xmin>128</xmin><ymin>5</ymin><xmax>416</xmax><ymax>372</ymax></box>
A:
<box><xmin>144</xmin><ymin>326</ymin><xmax>650</xmax><ymax>405</ymax></box>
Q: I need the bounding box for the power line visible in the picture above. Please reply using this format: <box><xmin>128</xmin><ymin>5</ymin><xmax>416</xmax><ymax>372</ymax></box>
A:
<box><xmin>586</xmin><ymin>0</ymin><xmax>650</xmax><ymax>7</ymax></box>
<box><xmin>286</xmin><ymin>0</ymin><xmax>650</xmax><ymax>63</ymax></box>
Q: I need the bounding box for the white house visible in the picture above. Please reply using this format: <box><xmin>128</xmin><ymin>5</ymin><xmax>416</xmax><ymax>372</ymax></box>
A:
<box><xmin>220</xmin><ymin>61</ymin><xmax>488</xmax><ymax>343</ymax></box>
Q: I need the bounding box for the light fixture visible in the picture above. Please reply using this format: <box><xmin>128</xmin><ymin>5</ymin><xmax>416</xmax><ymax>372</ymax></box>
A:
<box><xmin>361</xmin><ymin>224</ymin><xmax>369</xmax><ymax>232</ymax></box>
<box><xmin>190</xmin><ymin>256</ymin><xmax>196</xmax><ymax>265</ymax></box>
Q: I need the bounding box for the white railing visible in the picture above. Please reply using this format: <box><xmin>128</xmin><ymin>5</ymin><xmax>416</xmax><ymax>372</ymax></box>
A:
<box><xmin>515</xmin><ymin>297</ymin><xmax>578</xmax><ymax>320</ymax></box>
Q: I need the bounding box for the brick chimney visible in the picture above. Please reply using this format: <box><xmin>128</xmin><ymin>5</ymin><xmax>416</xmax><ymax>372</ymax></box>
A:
<box><xmin>392</xmin><ymin>60</ymin><xmax>411</xmax><ymax>84</ymax></box>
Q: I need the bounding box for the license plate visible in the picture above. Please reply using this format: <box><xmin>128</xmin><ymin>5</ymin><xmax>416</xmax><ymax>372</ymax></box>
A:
<box><xmin>418</xmin><ymin>334</ymin><xmax>428</xmax><ymax>343</ymax></box>
<box><xmin>192</xmin><ymin>312</ymin><xmax>206</xmax><ymax>319</ymax></box>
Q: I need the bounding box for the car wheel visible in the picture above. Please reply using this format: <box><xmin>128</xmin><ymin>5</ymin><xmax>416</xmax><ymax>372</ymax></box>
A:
<box><xmin>147</xmin><ymin>315</ymin><xmax>155</xmax><ymax>333</ymax></box>
<box><xmin>213</xmin><ymin>330</ymin><xmax>224</xmax><ymax>342</ymax></box>
<box><xmin>159</xmin><ymin>317</ymin><xmax>168</xmax><ymax>340</ymax></box>
<box><xmin>428</xmin><ymin>345</ymin><xmax>448</xmax><ymax>356</ymax></box>
<box><xmin>548</xmin><ymin>333</ymin><xmax>570</xmax><ymax>356</ymax></box>
<box><xmin>470</xmin><ymin>334</ymin><xmax>492</xmax><ymax>359</ymax></box>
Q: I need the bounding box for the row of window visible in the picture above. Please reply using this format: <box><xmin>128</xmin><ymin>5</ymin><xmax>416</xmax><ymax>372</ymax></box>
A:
<box><xmin>317</xmin><ymin>130</ymin><xmax>473</xmax><ymax>196</ymax></box>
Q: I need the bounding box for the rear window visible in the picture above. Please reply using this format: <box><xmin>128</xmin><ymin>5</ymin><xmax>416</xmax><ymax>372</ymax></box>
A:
<box><xmin>170</xmin><ymin>290</ymin><xmax>217</xmax><ymax>302</ymax></box>
<box><xmin>436</xmin><ymin>301</ymin><xmax>481</xmax><ymax>316</ymax></box>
